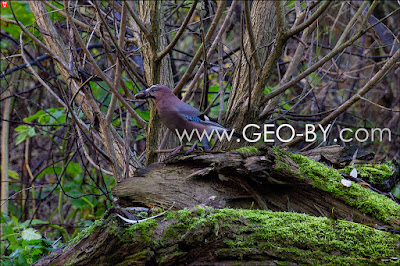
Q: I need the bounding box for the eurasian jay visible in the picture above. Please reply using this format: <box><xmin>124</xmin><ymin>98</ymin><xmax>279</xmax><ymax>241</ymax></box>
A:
<box><xmin>135</xmin><ymin>84</ymin><xmax>240</xmax><ymax>155</ymax></box>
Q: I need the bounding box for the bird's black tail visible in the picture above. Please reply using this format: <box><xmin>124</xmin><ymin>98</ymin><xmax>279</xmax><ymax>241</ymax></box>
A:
<box><xmin>230</xmin><ymin>130</ymin><xmax>245</xmax><ymax>139</ymax></box>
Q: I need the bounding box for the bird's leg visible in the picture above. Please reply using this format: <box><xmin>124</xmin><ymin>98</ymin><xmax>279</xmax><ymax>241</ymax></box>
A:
<box><xmin>185</xmin><ymin>140</ymin><xmax>198</xmax><ymax>155</ymax></box>
<box><xmin>164</xmin><ymin>143</ymin><xmax>186</xmax><ymax>160</ymax></box>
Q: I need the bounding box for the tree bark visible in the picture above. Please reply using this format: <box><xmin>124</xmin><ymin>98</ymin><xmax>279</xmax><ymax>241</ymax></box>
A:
<box><xmin>134</xmin><ymin>2</ymin><xmax>178</xmax><ymax>165</ymax></box>
<box><xmin>113</xmin><ymin>148</ymin><xmax>400</xmax><ymax>228</ymax></box>
<box><xmin>35</xmin><ymin>207</ymin><xmax>400</xmax><ymax>265</ymax></box>
<box><xmin>35</xmin><ymin>148</ymin><xmax>400</xmax><ymax>265</ymax></box>
<box><xmin>216</xmin><ymin>1</ymin><xmax>278</xmax><ymax>150</ymax></box>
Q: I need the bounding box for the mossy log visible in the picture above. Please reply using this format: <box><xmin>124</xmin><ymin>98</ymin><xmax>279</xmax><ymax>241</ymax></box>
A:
<box><xmin>113</xmin><ymin>148</ymin><xmax>399</xmax><ymax>227</ymax></box>
<box><xmin>35</xmin><ymin>209</ymin><xmax>400</xmax><ymax>265</ymax></box>
<box><xmin>35</xmin><ymin>148</ymin><xmax>400</xmax><ymax>265</ymax></box>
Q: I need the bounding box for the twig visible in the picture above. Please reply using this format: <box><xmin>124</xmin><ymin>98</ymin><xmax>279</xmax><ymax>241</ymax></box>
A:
<box><xmin>20</xmin><ymin>32</ymin><xmax>68</xmax><ymax>109</ymax></box>
<box><xmin>174</xmin><ymin>1</ymin><xmax>226</xmax><ymax>94</ymax></box>
<box><xmin>76</xmin><ymin>125</ymin><xmax>113</xmax><ymax>176</ymax></box>
<box><xmin>183</xmin><ymin>0</ymin><xmax>238</xmax><ymax>101</ymax></box>
<box><xmin>283</xmin><ymin>45</ymin><xmax>400</xmax><ymax>147</ymax></box>
<box><xmin>218</xmin><ymin>42</ymin><xmax>224</xmax><ymax>124</ymax></box>
<box><xmin>156</xmin><ymin>0</ymin><xmax>198</xmax><ymax>62</ymax></box>
<box><xmin>261</xmin><ymin>1</ymin><xmax>378</xmax><ymax>105</ymax></box>
<box><xmin>286</xmin><ymin>1</ymin><xmax>331</xmax><ymax>37</ymax></box>
<box><xmin>360</xmin><ymin>96</ymin><xmax>400</xmax><ymax>112</ymax></box>
<box><xmin>124</xmin><ymin>0</ymin><xmax>151</xmax><ymax>42</ymax></box>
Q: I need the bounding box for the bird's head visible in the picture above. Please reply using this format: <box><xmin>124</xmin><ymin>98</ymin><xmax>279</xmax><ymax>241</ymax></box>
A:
<box><xmin>135</xmin><ymin>84</ymin><xmax>173</xmax><ymax>101</ymax></box>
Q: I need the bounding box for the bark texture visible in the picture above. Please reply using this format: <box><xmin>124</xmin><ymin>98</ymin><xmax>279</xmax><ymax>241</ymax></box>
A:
<box><xmin>217</xmin><ymin>1</ymin><xmax>278</xmax><ymax>150</ymax></box>
<box><xmin>113</xmin><ymin>148</ymin><xmax>400</xmax><ymax>227</ymax></box>
<box><xmin>34</xmin><ymin>148</ymin><xmax>400</xmax><ymax>265</ymax></box>
<box><xmin>35</xmin><ymin>208</ymin><xmax>400</xmax><ymax>265</ymax></box>
<box><xmin>135</xmin><ymin>2</ymin><xmax>178</xmax><ymax>164</ymax></box>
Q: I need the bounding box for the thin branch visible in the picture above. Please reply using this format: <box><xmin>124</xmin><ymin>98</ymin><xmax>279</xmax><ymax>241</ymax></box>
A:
<box><xmin>283</xmin><ymin>46</ymin><xmax>400</xmax><ymax>147</ymax></box>
<box><xmin>106</xmin><ymin>1</ymin><xmax>128</xmax><ymax>124</ymax></box>
<box><xmin>20</xmin><ymin>32</ymin><xmax>67</xmax><ymax>109</ymax></box>
<box><xmin>218</xmin><ymin>42</ymin><xmax>224</xmax><ymax>124</ymax></box>
<box><xmin>173</xmin><ymin>1</ymin><xmax>226</xmax><ymax>94</ymax></box>
<box><xmin>0</xmin><ymin>15</ymin><xmax>18</xmax><ymax>25</ymax></box>
<box><xmin>334</xmin><ymin>1</ymin><xmax>368</xmax><ymax>49</ymax></box>
<box><xmin>183</xmin><ymin>0</ymin><xmax>238</xmax><ymax>102</ymax></box>
<box><xmin>125</xmin><ymin>1</ymin><xmax>151</xmax><ymax>41</ymax></box>
<box><xmin>285</xmin><ymin>1</ymin><xmax>331</xmax><ymax>38</ymax></box>
<box><xmin>261</xmin><ymin>1</ymin><xmax>378</xmax><ymax>105</ymax></box>
<box><xmin>156</xmin><ymin>0</ymin><xmax>198</xmax><ymax>62</ymax></box>
<box><xmin>360</xmin><ymin>96</ymin><xmax>400</xmax><ymax>112</ymax></box>
<box><xmin>76</xmin><ymin>125</ymin><xmax>114</xmax><ymax>176</ymax></box>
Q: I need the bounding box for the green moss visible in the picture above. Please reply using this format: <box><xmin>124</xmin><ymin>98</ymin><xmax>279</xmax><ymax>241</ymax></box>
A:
<box><xmin>282</xmin><ymin>152</ymin><xmax>400</xmax><ymax>224</ymax></box>
<box><xmin>123</xmin><ymin>248</ymin><xmax>154</xmax><ymax>263</ymax></box>
<box><xmin>164</xmin><ymin>208</ymin><xmax>400</xmax><ymax>264</ymax></box>
<box><xmin>64</xmin><ymin>218</ymin><xmax>105</xmax><ymax>251</ymax></box>
<box><xmin>340</xmin><ymin>164</ymin><xmax>394</xmax><ymax>184</ymax></box>
<box><xmin>61</xmin><ymin>208</ymin><xmax>400</xmax><ymax>264</ymax></box>
<box><xmin>235</xmin><ymin>146</ymin><xmax>260</xmax><ymax>156</ymax></box>
<box><xmin>157</xmin><ymin>247</ymin><xmax>186</xmax><ymax>264</ymax></box>
<box><xmin>124</xmin><ymin>218</ymin><xmax>158</xmax><ymax>243</ymax></box>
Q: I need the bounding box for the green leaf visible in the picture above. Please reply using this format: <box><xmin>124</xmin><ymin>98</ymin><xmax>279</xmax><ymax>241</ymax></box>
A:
<box><xmin>21</xmin><ymin>228</ymin><xmax>41</xmax><ymax>241</ymax></box>
<box><xmin>49</xmin><ymin>109</ymin><xmax>65</xmax><ymax>124</ymax></box>
<box><xmin>135</xmin><ymin>134</ymin><xmax>145</xmax><ymax>141</ymax></box>
<box><xmin>4</xmin><ymin>223</ymin><xmax>18</xmax><ymax>246</ymax></box>
<box><xmin>137</xmin><ymin>110</ymin><xmax>150</xmax><ymax>121</ymax></box>
<box><xmin>66</xmin><ymin>161</ymin><xmax>83</xmax><ymax>177</ymax></box>
<box><xmin>8</xmin><ymin>169</ymin><xmax>20</xmax><ymax>180</ymax></box>
<box><xmin>15</xmin><ymin>125</ymin><xmax>37</xmax><ymax>145</ymax></box>
<box><xmin>23</xmin><ymin>110</ymin><xmax>43</xmax><ymax>123</ymax></box>
<box><xmin>30</xmin><ymin>219</ymin><xmax>48</xmax><ymax>225</ymax></box>
<box><xmin>36</xmin><ymin>166</ymin><xmax>62</xmax><ymax>180</ymax></box>
<box><xmin>2</xmin><ymin>2</ymin><xmax>34</xmax><ymax>39</ymax></box>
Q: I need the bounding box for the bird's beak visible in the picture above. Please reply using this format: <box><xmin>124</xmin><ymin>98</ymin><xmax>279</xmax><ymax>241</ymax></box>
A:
<box><xmin>134</xmin><ymin>88</ymin><xmax>150</xmax><ymax>99</ymax></box>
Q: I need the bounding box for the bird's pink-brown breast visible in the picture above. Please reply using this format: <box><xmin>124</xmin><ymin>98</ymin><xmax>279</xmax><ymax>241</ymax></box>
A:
<box><xmin>156</xmin><ymin>99</ymin><xmax>208</xmax><ymax>142</ymax></box>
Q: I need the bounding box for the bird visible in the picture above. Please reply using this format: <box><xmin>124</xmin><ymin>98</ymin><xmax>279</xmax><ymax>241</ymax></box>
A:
<box><xmin>135</xmin><ymin>84</ymin><xmax>241</xmax><ymax>157</ymax></box>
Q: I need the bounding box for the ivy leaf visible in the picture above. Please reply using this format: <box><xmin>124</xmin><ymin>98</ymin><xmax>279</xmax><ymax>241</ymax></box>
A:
<box><xmin>21</xmin><ymin>228</ymin><xmax>41</xmax><ymax>241</ymax></box>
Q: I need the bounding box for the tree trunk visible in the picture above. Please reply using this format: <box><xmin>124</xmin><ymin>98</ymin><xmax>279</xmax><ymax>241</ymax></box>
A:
<box><xmin>135</xmin><ymin>2</ymin><xmax>178</xmax><ymax>165</ymax></box>
<box><xmin>216</xmin><ymin>1</ymin><xmax>278</xmax><ymax>150</ymax></box>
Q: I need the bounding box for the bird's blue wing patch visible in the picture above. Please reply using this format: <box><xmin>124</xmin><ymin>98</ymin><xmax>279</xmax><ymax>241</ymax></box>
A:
<box><xmin>182</xmin><ymin>114</ymin><xmax>203</xmax><ymax>123</ymax></box>
<box><xmin>181</xmin><ymin>114</ymin><xmax>226</xmax><ymax>130</ymax></box>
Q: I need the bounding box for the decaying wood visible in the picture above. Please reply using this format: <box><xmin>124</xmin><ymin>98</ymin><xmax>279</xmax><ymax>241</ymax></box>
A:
<box><xmin>113</xmin><ymin>148</ymin><xmax>388</xmax><ymax>226</ymax></box>
<box><xmin>35</xmin><ymin>148</ymin><xmax>400</xmax><ymax>265</ymax></box>
<box><xmin>35</xmin><ymin>207</ymin><xmax>400</xmax><ymax>265</ymax></box>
